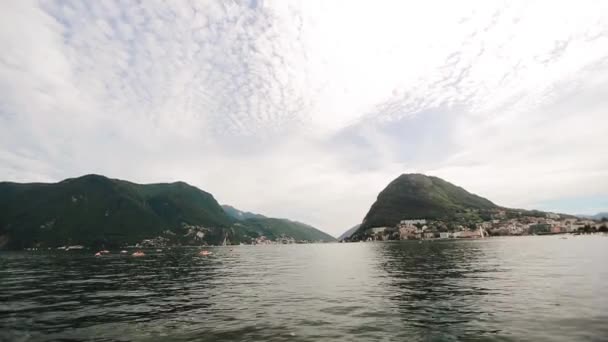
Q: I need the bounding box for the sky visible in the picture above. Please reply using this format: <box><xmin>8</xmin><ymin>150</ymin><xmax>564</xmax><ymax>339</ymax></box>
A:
<box><xmin>1</xmin><ymin>0</ymin><xmax>608</xmax><ymax>237</ymax></box>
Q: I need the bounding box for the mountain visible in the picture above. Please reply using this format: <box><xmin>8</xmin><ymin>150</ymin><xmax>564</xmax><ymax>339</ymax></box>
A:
<box><xmin>577</xmin><ymin>212</ymin><xmax>608</xmax><ymax>220</ymax></box>
<box><xmin>338</xmin><ymin>224</ymin><xmax>360</xmax><ymax>241</ymax></box>
<box><xmin>222</xmin><ymin>205</ymin><xmax>267</xmax><ymax>220</ymax></box>
<box><xmin>358</xmin><ymin>173</ymin><xmax>498</xmax><ymax>231</ymax></box>
<box><xmin>239</xmin><ymin>217</ymin><xmax>336</xmax><ymax>242</ymax></box>
<box><xmin>0</xmin><ymin>174</ymin><xmax>238</xmax><ymax>249</ymax></box>
<box><xmin>0</xmin><ymin>174</ymin><xmax>336</xmax><ymax>249</ymax></box>
<box><xmin>223</xmin><ymin>205</ymin><xmax>336</xmax><ymax>242</ymax></box>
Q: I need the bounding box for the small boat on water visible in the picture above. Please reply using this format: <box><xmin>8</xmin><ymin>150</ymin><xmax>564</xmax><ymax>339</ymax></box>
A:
<box><xmin>94</xmin><ymin>252</ymin><xmax>102</xmax><ymax>257</ymax></box>
<box><xmin>132</xmin><ymin>251</ymin><xmax>145</xmax><ymax>257</ymax></box>
<box><xmin>66</xmin><ymin>245</ymin><xmax>84</xmax><ymax>251</ymax></box>
<box><xmin>100</xmin><ymin>250</ymin><xmax>110</xmax><ymax>254</ymax></box>
<box><xmin>199</xmin><ymin>250</ymin><xmax>212</xmax><ymax>256</ymax></box>
<box><xmin>120</xmin><ymin>250</ymin><xmax>128</xmax><ymax>254</ymax></box>
<box><xmin>155</xmin><ymin>249</ymin><xmax>162</xmax><ymax>252</ymax></box>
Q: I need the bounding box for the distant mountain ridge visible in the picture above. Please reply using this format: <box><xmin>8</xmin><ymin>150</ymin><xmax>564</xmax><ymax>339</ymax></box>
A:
<box><xmin>338</xmin><ymin>224</ymin><xmax>360</xmax><ymax>241</ymax></box>
<box><xmin>222</xmin><ymin>205</ymin><xmax>336</xmax><ymax>242</ymax></box>
<box><xmin>577</xmin><ymin>212</ymin><xmax>608</xmax><ymax>220</ymax></box>
<box><xmin>222</xmin><ymin>205</ymin><xmax>267</xmax><ymax>220</ymax></box>
<box><xmin>0</xmin><ymin>175</ymin><xmax>334</xmax><ymax>249</ymax></box>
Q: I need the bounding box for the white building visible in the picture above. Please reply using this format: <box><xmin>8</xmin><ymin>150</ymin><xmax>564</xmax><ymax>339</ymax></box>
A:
<box><xmin>439</xmin><ymin>232</ymin><xmax>453</xmax><ymax>239</ymax></box>
<box><xmin>399</xmin><ymin>219</ymin><xmax>427</xmax><ymax>226</ymax></box>
<box><xmin>369</xmin><ymin>227</ymin><xmax>389</xmax><ymax>234</ymax></box>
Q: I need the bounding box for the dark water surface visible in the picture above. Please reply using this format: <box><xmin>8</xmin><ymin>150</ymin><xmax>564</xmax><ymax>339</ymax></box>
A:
<box><xmin>1</xmin><ymin>236</ymin><xmax>607</xmax><ymax>341</ymax></box>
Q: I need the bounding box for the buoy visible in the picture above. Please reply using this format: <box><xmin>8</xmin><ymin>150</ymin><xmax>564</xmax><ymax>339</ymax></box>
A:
<box><xmin>120</xmin><ymin>250</ymin><xmax>128</xmax><ymax>254</ymax></box>
<box><xmin>95</xmin><ymin>252</ymin><xmax>102</xmax><ymax>257</ymax></box>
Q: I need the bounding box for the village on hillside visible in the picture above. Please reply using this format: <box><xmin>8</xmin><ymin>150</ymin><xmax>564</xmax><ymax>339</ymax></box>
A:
<box><xmin>351</xmin><ymin>210</ymin><xmax>608</xmax><ymax>242</ymax></box>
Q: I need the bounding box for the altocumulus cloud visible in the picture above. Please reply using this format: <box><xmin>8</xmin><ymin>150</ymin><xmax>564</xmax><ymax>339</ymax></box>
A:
<box><xmin>1</xmin><ymin>0</ymin><xmax>607</xmax><ymax>236</ymax></box>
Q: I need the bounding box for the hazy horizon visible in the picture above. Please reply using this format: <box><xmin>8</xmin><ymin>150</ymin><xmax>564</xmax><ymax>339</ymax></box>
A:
<box><xmin>1</xmin><ymin>1</ymin><xmax>607</xmax><ymax>236</ymax></box>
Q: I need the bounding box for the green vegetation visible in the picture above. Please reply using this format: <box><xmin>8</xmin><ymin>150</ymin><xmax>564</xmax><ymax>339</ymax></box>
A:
<box><xmin>223</xmin><ymin>205</ymin><xmax>336</xmax><ymax>242</ymax></box>
<box><xmin>221</xmin><ymin>205</ymin><xmax>267</xmax><ymax>220</ymax></box>
<box><xmin>242</xmin><ymin>218</ymin><xmax>335</xmax><ymax>242</ymax></box>
<box><xmin>358</xmin><ymin>173</ymin><xmax>497</xmax><ymax>232</ymax></box>
<box><xmin>0</xmin><ymin>175</ymin><xmax>232</xmax><ymax>249</ymax></box>
<box><xmin>578</xmin><ymin>224</ymin><xmax>601</xmax><ymax>234</ymax></box>
<box><xmin>0</xmin><ymin>174</ymin><xmax>334</xmax><ymax>249</ymax></box>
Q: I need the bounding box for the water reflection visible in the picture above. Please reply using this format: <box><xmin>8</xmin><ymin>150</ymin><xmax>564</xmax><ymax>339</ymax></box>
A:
<box><xmin>376</xmin><ymin>241</ymin><xmax>501</xmax><ymax>340</ymax></box>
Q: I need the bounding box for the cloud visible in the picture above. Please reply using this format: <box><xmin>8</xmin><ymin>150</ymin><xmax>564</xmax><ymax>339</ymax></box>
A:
<box><xmin>1</xmin><ymin>0</ymin><xmax>608</xmax><ymax>236</ymax></box>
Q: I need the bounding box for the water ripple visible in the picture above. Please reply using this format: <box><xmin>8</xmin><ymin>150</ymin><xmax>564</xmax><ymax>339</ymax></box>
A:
<box><xmin>1</xmin><ymin>237</ymin><xmax>608</xmax><ymax>341</ymax></box>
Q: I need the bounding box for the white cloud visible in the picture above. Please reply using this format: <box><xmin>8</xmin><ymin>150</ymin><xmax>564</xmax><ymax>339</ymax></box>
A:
<box><xmin>1</xmin><ymin>0</ymin><xmax>607</xmax><ymax>236</ymax></box>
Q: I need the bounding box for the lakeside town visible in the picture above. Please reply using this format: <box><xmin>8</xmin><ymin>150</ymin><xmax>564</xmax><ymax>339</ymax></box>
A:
<box><xmin>135</xmin><ymin>234</ymin><xmax>313</xmax><ymax>247</ymax></box>
<box><xmin>349</xmin><ymin>209</ymin><xmax>608</xmax><ymax>242</ymax></box>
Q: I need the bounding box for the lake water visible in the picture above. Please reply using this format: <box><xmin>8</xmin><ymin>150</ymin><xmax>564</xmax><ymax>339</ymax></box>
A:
<box><xmin>1</xmin><ymin>236</ymin><xmax>607</xmax><ymax>341</ymax></box>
